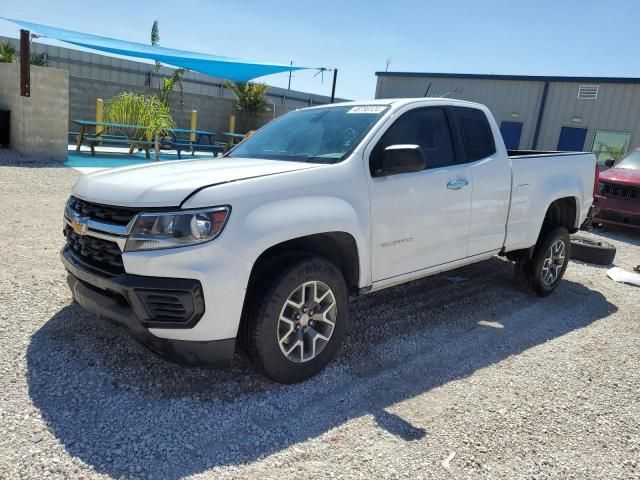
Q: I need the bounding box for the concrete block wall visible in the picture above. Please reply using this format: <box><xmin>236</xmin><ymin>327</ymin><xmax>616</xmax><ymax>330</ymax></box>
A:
<box><xmin>69</xmin><ymin>77</ymin><xmax>297</xmax><ymax>136</ymax></box>
<box><xmin>0</xmin><ymin>63</ymin><xmax>69</xmax><ymax>161</ymax></box>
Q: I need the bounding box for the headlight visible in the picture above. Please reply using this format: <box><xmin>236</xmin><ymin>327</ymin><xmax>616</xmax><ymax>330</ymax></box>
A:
<box><xmin>598</xmin><ymin>181</ymin><xmax>605</xmax><ymax>194</ymax></box>
<box><xmin>125</xmin><ymin>206</ymin><xmax>230</xmax><ymax>252</ymax></box>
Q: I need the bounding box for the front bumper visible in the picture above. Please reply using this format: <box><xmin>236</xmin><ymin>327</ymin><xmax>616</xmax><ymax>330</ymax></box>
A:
<box><xmin>62</xmin><ymin>246</ymin><xmax>236</xmax><ymax>366</ymax></box>
<box><xmin>593</xmin><ymin>195</ymin><xmax>640</xmax><ymax>229</ymax></box>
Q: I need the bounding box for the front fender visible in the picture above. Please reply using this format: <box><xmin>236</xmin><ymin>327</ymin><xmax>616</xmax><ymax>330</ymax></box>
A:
<box><xmin>220</xmin><ymin>195</ymin><xmax>370</xmax><ymax>287</ymax></box>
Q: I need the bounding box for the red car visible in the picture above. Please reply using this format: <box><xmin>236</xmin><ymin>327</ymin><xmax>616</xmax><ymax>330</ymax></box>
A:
<box><xmin>593</xmin><ymin>148</ymin><xmax>640</xmax><ymax>228</ymax></box>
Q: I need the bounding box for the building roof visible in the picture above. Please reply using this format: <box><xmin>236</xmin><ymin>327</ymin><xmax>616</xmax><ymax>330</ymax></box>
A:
<box><xmin>375</xmin><ymin>71</ymin><xmax>640</xmax><ymax>84</ymax></box>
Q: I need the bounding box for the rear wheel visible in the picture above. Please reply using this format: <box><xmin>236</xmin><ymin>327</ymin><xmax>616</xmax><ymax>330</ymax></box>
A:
<box><xmin>514</xmin><ymin>226</ymin><xmax>570</xmax><ymax>297</ymax></box>
<box><xmin>247</xmin><ymin>256</ymin><xmax>348</xmax><ymax>383</ymax></box>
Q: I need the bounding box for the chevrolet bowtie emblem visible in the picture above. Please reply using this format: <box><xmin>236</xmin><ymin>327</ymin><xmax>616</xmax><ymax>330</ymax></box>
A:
<box><xmin>71</xmin><ymin>214</ymin><xmax>90</xmax><ymax>235</ymax></box>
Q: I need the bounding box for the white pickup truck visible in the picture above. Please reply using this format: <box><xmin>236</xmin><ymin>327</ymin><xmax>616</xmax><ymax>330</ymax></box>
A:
<box><xmin>62</xmin><ymin>98</ymin><xmax>596</xmax><ymax>383</ymax></box>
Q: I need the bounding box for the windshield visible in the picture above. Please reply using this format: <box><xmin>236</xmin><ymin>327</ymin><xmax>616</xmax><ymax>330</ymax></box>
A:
<box><xmin>616</xmin><ymin>151</ymin><xmax>640</xmax><ymax>170</ymax></box>
<box><xmin>227</xmin><ymin>105</ymin><xmax>389</xmax><ymax>163</ymax></box>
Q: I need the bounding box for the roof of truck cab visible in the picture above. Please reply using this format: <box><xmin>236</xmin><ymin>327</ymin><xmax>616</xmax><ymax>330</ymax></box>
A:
<box><xmin>308</xmin><ymin>98</ymin><xmax>486</xmax><ymax>109</ymax></box>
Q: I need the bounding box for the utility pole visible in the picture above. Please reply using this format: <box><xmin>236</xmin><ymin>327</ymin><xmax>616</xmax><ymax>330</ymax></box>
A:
<box><xmin>287</xmin><ymin>61</ymin><xmax>293</xmax><ymax>91</ymax></box>
<box><xmin>330</xmin><ymin>69</ymin><xmax>338</xmax><ymax>103</ymax></box>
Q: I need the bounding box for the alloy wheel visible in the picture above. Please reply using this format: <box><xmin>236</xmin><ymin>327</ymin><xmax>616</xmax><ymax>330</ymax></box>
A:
<box><xmin>277</xmin><ymin>280</ymin><xmax>337</xmax><ymax>363</ymax></box>
<box><xmin>541</xmin><ymin>239</ymin><xmax>566</xmax><ymax>286</ymax></box>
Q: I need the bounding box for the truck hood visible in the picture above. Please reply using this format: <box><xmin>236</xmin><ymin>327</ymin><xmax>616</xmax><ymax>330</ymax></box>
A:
<box><xmin>72</xmin><ymin>157</ymin><xmax>322</xmax><ymax>207</ymax></box>
<box><xmin>599</xmin><ymin>167</ymin><xmax>640</xmax><ymax>186</ymax></box>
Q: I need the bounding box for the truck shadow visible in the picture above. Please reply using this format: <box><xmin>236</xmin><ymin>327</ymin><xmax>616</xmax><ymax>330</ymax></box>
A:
<box><xmin>26</xmin><ymin>258</ymin><xmax>616</xmax><ymax>479</ymax></box>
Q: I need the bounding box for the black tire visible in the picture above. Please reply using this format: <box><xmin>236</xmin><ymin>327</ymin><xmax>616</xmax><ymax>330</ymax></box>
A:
<box><xmin>514</xmin><ymin>226</ymin><xmax>570</xmax><ymax>297</ymax></box>
<box><xmin>570</xmin><ymin>234</ymin><xmax>616</xmax><ymax>265</ymax></box>
<box><xmin>247</xmin><ymin>256</ymin><xmax>348</xmax><ymax>384</ymax></box>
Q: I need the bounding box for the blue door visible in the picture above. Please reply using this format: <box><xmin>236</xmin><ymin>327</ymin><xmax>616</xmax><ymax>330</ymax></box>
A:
<box><xmin>500</xmin><ymin>121</ymin><xmax>523</xmax><ymax>149</ymax></box>
<box><xmin>557</xmin><ymin>127</ymin><xmax>587</xmax><ymax>151</ymax></box>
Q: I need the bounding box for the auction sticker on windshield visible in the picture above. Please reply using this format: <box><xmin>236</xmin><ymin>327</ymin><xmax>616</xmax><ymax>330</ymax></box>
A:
<box><xmin>348</xmin><ymin>106</ymin><xmax>387</xmax><ymax>114</ymax></box>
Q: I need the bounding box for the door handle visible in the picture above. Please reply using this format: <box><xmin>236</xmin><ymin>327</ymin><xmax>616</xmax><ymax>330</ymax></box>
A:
<box><xmin>446</xmin><ymin>179</ymin><xmax>469</xmax><ymax>190</ymax></box>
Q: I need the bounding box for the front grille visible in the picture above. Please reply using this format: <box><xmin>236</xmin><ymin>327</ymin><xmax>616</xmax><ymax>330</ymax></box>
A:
<box><xmin>64</xmin><ymin>225</ymin><xmax>124</xmax><ymax>274</ymax></box>
<box><xmin>600</xmin><ymin>182</ymin><xmax>640</xmax><ymax>201</ymax></box>
<box><xmin>69</xmin><ymin>196</ymin><xmax>141</xmax><ymax>226</ymax></box>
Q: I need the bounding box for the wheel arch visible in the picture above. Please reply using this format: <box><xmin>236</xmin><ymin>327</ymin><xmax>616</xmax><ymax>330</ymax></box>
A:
<box><xmin>237</xmin><ymin>231</ymin><xmax>361</xmax><ymax>345</ymax></box>
<box><xmin>506</xmin><ymin>196</ymin><xmax>579</xmax><ymax>261</ymax></box>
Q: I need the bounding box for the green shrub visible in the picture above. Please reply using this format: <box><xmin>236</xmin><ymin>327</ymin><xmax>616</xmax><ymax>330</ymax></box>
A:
<box><xmin>0</xmin><ymin>41</ymin><xmax>16</xmax><ymax>63</ymax></box>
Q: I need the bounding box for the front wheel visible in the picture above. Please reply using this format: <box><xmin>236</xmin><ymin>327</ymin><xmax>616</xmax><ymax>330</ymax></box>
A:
<box><xmin>514</xmin><ymin>226</ymin><xmax>570</xmax><ymax>297</ymax></box>
<box><xmin>247</xmin><ymin>256</ymin><xmax>348</xmax><ymax>383</ymax></box>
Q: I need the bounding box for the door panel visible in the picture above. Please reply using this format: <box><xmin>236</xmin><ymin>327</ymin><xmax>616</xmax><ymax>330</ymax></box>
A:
<box><xmin>500</xmin><ymin>121</ymin><xmax>523</xmax><ymax>150</ymax></box>
<box><xmin>468</xmin><ymin>155</ymin><xmax>512</xmax><ymax>255</ymax></box>
<box><xmin>367</xmin><ymin>106</ymin><xmax>472</xmax><ymax>282</ymax></box>
<box><xmin>557</xmin><ymin>127</ymin><xmax>587</xmax><ymax>151</ymax></box>
<box><xmin>454</xmin><ymin>106</ymin><xmax>511</xmax><ymax>256</ymax></box>
<box><xmin>369</xmin><ymin>165</ymin><xmax>472</xmax><ymax>281</ymax></box>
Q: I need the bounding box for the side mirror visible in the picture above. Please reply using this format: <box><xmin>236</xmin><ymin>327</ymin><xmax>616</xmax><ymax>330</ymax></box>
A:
<box><xmin>374</xmin><ymin>144</ymin><xmax>426</xmax><ymax>177</ymax></box>
<box><xmin>604</xmin><ymin>159</ymin><xmax>615</xmax><ymax>168</ymax></box>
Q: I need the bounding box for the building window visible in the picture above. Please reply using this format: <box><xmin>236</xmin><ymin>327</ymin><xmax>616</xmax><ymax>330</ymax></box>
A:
<box><xmin>577</xmin><ymin>84</ymin><xmax>599</xmax><ymax>100</ymax></box>
<box><xmin>592</xmin><ymin>130</ymin><xmax>631</xmax><ymax>163</ymax></box>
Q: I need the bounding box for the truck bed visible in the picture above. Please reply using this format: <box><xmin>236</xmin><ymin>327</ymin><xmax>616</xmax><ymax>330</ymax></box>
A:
<box><xmin>503</xmin><ymin>150</ymin><xmax>597</xmax><ymax>252</ymax></box>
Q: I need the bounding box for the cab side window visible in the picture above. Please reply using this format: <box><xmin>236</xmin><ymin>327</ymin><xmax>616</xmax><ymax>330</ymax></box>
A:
<box><xmin>371</xmin><ymin>107</ymin><xmax>456</xmax><ymax>174</ymax></box>
<box><xmin>452</xmin><ymin>107</ymin><xmax>496</xmax><ymax>162</ymax></box>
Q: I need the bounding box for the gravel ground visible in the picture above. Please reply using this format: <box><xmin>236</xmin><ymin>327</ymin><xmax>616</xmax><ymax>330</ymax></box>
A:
<box><xmin>1</xmin><ymin>155</ymin><xmax>639</xmax><ymax>480</ymax></box>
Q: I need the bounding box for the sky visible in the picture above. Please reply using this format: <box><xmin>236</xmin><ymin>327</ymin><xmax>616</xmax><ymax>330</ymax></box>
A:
<box><xmin>1</xmin><ymin>0</ymin><xmax>639</xmax><ymax>100</ymax></box>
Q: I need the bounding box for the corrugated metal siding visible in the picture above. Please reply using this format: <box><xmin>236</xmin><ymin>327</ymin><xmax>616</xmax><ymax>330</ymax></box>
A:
<box><xmin>376</xmin><ymin>75</ymin><xmax>544</xmax><ymax>148</ymax></box>
<box><xmin>376</xmin><ymin>74</ymin><xmax>640</xmax><ymax>152</ymax></box>
<box><xmin>537</xmin><ymin>82</ymin><xmax>640</xmax><ymax>152</ymax></box>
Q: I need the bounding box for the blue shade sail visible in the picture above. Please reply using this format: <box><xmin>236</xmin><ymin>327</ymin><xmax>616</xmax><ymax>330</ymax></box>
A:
<box><xmin>4</xmin><ymin>18</ymin><xmax>310</xmax><ymax>82</ymax></box>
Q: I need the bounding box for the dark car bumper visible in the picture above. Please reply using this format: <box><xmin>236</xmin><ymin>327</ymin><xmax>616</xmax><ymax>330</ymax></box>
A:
<box><xmin>593</xmin><ymin>195</ymin><xmax>640</xmax><ymax>229</ymax></box>
<box><xmin>61</xmin><ymin>246</ymin><xmax>235</xmax><ymax>367</ymax></box>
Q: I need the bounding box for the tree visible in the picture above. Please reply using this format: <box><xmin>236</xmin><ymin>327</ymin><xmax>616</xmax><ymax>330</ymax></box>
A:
<box><xmin>0</xmin><ymin>41</ymin><xmax>16</xmax><ymax>63</ymax></box>
<box><xmin>159</xmin><ymin>68</ymin><xmax>185</xmax><ymax>106</ymax></box>
<box><xmin>150</xmin><ymin>20</ymin><xmax>184</xmax><ymax>107</ymax></box>
<box><xmin>223</xmin><ymin>81</ymin><xmax>269</xmax><ymax>112</ymax></box>
<box><xmin>105</xmin><ymin>92</ymin><xmax>175</xmax><ymax>161</ymax></box>
<box><xmin>151</xmin><ymin>20</ymin><xmax>161</xmax><ymax>73</ymax></box>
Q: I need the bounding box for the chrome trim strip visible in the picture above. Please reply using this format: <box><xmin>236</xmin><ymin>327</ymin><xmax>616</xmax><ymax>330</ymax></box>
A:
<box><xmin>65</xmin><ymin>203</ymin><xmax>133</xmax><ymax>235</ymax></box>
<box><xmin>63</xmin><ymin>216</ymin><xmax>128</xmax><ymax>251</ymax></box>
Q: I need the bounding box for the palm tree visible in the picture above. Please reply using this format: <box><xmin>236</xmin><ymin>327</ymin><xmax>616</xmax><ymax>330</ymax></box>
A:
<box><xmin>151</xmin><ymin>20</ymin><xmax>161</xmax><ymax>73</ymax></box>
<box><xmin>150</xmin><ymin>20</ymin><xmax>184</xmax><ymax>107</ymax></box>
<box><xmin>0</xmin><ymin>41</ymin><xmax>16</xmax><ymax>63</ymax></box>
<box><xmin>223</xmin><ymin>81</ymin><xmax>269</xmax><ymax>112</ymax></box>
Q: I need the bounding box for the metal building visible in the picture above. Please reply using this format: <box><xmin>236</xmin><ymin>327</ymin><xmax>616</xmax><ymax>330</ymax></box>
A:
<box><xmin>375</xmin><ymin>72</ymin><xmax>640</xmax><ymax>163</ymax></box>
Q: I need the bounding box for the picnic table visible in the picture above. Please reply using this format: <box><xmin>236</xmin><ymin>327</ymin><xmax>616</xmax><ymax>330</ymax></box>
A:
<box><xmin>170</xmin><ymin>128</ymin><xmax>225</xmax><ymax>159</ymax></box>
<box><xmin>71</xmin><ymin>120</ymin><xmax>153</xmax><ymax>157</ymax></box>
<box><xmin>71</xmin><ymin>120</ymin><xmax>225</xmax><ymax>159</ymax></box>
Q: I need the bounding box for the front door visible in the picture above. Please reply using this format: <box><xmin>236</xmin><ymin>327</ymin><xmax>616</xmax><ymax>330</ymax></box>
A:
<box><xmin>367</xmin><ymin>107</ymin><xmax>472</xmax><ymax>282</ymax></box>
<box><xmin>557</xmin><ymin>126</ymin><xmax>588</xmax><ymax>151</ymax></box>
